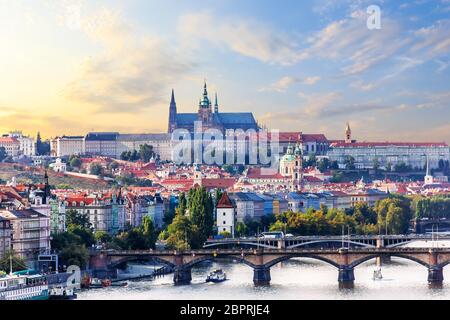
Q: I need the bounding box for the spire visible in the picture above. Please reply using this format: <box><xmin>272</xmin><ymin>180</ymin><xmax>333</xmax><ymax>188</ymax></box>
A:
<box><xmin>203</xmin><ymin>80</ymin><xmax>208</xmax><ymax>97</ymax></box>
<box><xmin>214</xmin><ymin>92</ymin><xmax>219</xmax><ymax>113</ymax></box>
<box><xmin>345</xmin><ymin>122</ymin><xmax>352</xmax><ymax>143</ymax></box>
<box><xmin>168</xmin><ymin>88</ymin><xmax>177</xmax><ymax>133</ymax></box>
<box><xmin>426</xmin><ymin>156</ymin><xmax>430</xmax><ymax>176</ymax></box>
<box><xmin>170</xmin><ymin>88</ymin><xmax>175</xmax><ymax>104</ymax></box>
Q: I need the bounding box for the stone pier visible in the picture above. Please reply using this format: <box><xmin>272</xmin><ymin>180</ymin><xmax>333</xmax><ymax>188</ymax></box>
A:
<box><xmin>253</xmin><ymin>267</ymin><xmax>271</xmax><ymax>286</ymax></box>
<box><xmin>173</xmin><ymin>266</ymin><xmax>192</xmax><ymax>285</ymax></box>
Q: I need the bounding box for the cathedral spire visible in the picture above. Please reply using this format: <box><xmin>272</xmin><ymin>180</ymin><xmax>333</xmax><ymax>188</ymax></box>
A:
<box><xmin>214</xmin><ymin>92</ymin><xmax>219</xmax><ymax>113</ymax></box>
<box><xmin>203</xmin><ymin>80</ymin><xmax>208</xmax><ymax>97</ymax></box>
<box><xmin>168</xmin><ymin>88</ymin><xmax>177</xmax><ymax>133</ymax></box>
<box><xmin>170</xmin><ymin>88</ymin><xmax>176</xmax><ymax>104</ymax></box>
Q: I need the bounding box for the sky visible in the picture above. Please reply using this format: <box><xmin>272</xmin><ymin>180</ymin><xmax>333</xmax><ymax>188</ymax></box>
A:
<box><xmin>0</xmin><ymin>0</ymin><xmax>449</xmax><ymax>142</ymax></box>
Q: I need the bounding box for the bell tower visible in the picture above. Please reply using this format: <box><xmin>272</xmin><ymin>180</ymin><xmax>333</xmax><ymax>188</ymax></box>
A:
<box><xmin>345</xmin><ymin>122</ymin><xmax>352</xmax><ymax>143</ymax></box>
<box><xmin>198</xmin><ymin>81</ymin><xmax>212</xmax><ymax>126</ymax></box>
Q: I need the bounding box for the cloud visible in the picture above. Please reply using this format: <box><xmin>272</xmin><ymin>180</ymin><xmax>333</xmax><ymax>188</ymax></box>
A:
<box><xmin>178</xmin><ymin>12</ymin><xmax>305</xmax><ymax>66</ymax></box>
<box><xmin>259</xmin><ymin>75</ymin><xmax>321</xmax><ymax>92</ymax></box>
<box><xmin>300</xmin><ymin>91</ymin><xmax>342</xmax><ymax>117</ymax></box>
<box><xmin>259</xmin><ymin>76</ymin><xmax>300</xmax><ymax>92</ymax></box>
<box><xmin>305</xmin><ymin>12</ymin><xmax>411</xmax><ymax>76</ymax></box>
<box><xmin>64</xmin><ymin>8</ymin><xmax>192</xmax><ymax>113</ymax></box>
<box><xmin>0</xmin><ymin>107</ymin><xmax>80</xmax><ymax>137</ymax></box>
<box><xmin>350</xmin><ymin>80</ymin><xmax>375</xmax><ymax>91</ymax></box>
<box><xmin>410</xmin><ymin>19</ymin><xmax>450</xmax><ymax>59</ymax></box>
<box><xmin>301</xmin><ymin>76</ymin><xmax>321</xmax><ymax>85</ymax></box>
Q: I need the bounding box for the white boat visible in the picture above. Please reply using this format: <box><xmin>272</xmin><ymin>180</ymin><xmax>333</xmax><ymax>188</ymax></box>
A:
<box><xmin>372</xmin><ymin>268</ymin><xmax>383</xmax><ymax>280</ymax></box>
<box><xmin>206</xmin><ymin>269</ymin><xmax>227</xmax><ymax>283</ymax></box>
<box><xmin>0</xmin><ymin>273</ymin><xmax>49</xmax><ymax>300</ymax></box>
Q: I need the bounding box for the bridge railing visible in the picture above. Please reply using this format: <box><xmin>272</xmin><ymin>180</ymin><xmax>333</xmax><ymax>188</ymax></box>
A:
<box><xmin>95</xmin><ymin>247</ymin><xmax>450</xmax><ymax>256</ymax></box>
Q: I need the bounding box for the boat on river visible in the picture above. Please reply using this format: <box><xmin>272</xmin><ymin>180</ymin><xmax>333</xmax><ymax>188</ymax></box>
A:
<box><xmin>206</xmin><ymin>269</ymin><xmax>227</xmax><ymax>283</ymax></box>
<box><xmin>0</xmin><ymin>272</ymin><xmax>48</xmax><ymax>300</ymax></box>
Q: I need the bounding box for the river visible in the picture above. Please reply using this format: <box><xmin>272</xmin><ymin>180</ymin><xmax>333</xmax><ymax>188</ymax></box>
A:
<box><xmin>77</xmin><ymin>257</ymin><xmax>450</xmax><ymax>300</ymax></box>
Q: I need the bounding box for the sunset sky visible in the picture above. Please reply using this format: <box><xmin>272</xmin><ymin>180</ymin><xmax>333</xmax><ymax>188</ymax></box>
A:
<box><xmin>0</xmin><ymin>0</ymin><xmax>449</xmax><ymax>142</ymax></box>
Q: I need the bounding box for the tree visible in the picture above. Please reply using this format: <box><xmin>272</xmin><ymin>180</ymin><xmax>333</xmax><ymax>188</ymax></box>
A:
<box><xmin>89</xmin><ymin>163</ymin><xmax>104</xmax><ymax>176</ymax></box>
<box><xmin>394</xmin><ymin>162</ymin><xmax>412</xmax><ymax>173</ymax></box>
<box><xmin>344</xmin><ymin>156</ymin><xmax>356</xmax><ymax>170</ymax></box>
<box><xmin>69</xmin><ymin>156</ymin><xmax>82</xmax><ymax>169</ymax></box>
<box><xmin>375</xmin><ymin>196</ymin><xmax>412</xmax><ymax>234</ymax></box>
<box><xmin>214</xmin><ymin>189</ymin><xmax>223</xmax><ymax>207</ymax></box>
<box><xmin>330</xmin><ymin>161</ymin><xmax>339</xmax><ymax>170</ymax></box>
<box><xmin>330</xmin><ymin>171</ymin><xmax>344</xmax><ymax>183</ymax></box>
<box><xmin>59</xmin><ymin>244</ymin><xmax>89</xmax><ymax>269</ymax></box>
<box><xmin>139</xmin><ymin>144</ymin><xmax>155</xmax><ymax>162</ymax></box>
<box><xmin>317</xmin><ymin>158</ymin><xmax>330</xmax><ymax>173</ymax></box>
<box><xmin>0</xmin><ymin>250</ymin><xmax>27</xmax><ymax>273</ymax></box>
<box><xmin>373</xmin><ymin>157</ymin><xmax>380</xmax><ymax>172</ymax></box>
<box><xmin>36</xmin><ymin>132</ymin><xmax>50</xmax><ymax>155</ymax></box>
<box><xmin>187</xmin><ymin>187</ymin><xmax>214</xmax><ymax>244</ymax></box>
<box><xmin>0</xmin><ymin>147</ymin><xmax>7</xmax><ymax>162</ymax></box>
<box><xmin>108</xmin><ymin>161</ymin><xmax>119</xmax><ymax>171</ymax></box>
<box><xmin>94</xmin><ymin>231</ymin><xmax>112</xmax><ymax>244</ymax></box>
<box><xmin>166</xmin><ymin>210</ymin><xmax>194</xmax><ymax>250</ymax></box>
<box><xmin>120</xmin><ymin>151</ymin><xmax>131</xmax><ymax>161</ymax></box>
<box><xmin>66</xmin><ymin>209</ymin><xmax>91</xmax><ymax>230</ymax></box>
<box><xmin>141</xmin><ymin>216</ymin><xmax>157</xmax><ymax>249</ymax></box>
<box><xmin>235</xmin><ymin>222</ymin><xmax>248</xmax><ymax>237</ymax></box>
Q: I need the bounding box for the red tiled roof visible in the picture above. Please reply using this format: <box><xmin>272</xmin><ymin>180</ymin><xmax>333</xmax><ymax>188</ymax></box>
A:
<box><xmin>0</xmin><ymin>137</ymin><xmax>19</xmax><ymax>144</ymax></box>
<box><xmin>302</xmin><ymin>134</ymin><xmax>328</xmax><ymax>143</ymax></box>
<box><xmin>246</xmin><ymin>167</ymin><xmax>285</xmax><ymax>180</ymax></box>
<box><xmin>303</xmin><ymin>176</ymin><xmax>324</xmax><ymax>183</ymax></box>
<box><xmin>331</xmin><ymin>141</ymin><xmax>448</xmax><ymax>148</ymax></box>
<box><xmin>201</xmin><ymin>178</ymin><xmax>236</xmax><ymax>189</ymax></box>
<box><xmin>217</xmin><ymin>192</ymin><xmax>234</xmax><ymax>208</ymax></box>
<box><xmin>65</xmin><ymin>197</ymin><xmax>95</xmax><ymax>206</ymax></box>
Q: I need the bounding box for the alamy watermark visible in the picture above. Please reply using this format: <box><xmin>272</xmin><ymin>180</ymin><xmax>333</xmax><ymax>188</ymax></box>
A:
<box><xmin>171</xmin><ymin>121</ymin><xmax>281</xmax><ymax>176</ymax></box>
<box><xmin>367</xmin><ymin>5</ymin><xmax>381</xmax><ymax>30</ymax></box>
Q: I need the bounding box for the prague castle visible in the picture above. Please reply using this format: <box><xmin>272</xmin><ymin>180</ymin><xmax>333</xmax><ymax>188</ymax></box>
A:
<box><xmin>168</xmin><ymin>82</ymin><xmax>260</xmax><ymax>133</ymax></box>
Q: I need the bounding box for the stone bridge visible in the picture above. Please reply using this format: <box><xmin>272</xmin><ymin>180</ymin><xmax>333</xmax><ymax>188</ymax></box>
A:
<box><xmin>89</xmin><ymin>247</ymin><xmax>450</xmax><ymax>287</ymax></box>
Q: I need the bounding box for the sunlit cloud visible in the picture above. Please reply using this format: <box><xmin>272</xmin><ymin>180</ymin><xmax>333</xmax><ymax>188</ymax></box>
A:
<box><xmin>65</xmin><ymin>8</ymin><xmax>193</xmax><ymax>113</ymax></box>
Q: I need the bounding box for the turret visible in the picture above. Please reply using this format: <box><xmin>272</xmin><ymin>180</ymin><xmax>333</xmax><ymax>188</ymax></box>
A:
<box><xmin>168</xmin><ymin>89</ymin><xmax>177</xmax><ymax>133</ymax></box>
<box><xmin>198</xmin><ymin>81</ymin><xmax>212</xmax><ymax>125</ymax></box>
<box><xmin>214</xmin><ymin>93</ymin><xmax>219</xmax><ymax>113</ymax></box>
<box><xmin>345</xmin><ymin>122</ymin><xmax>352</xmax><ymax>143</ymax></box>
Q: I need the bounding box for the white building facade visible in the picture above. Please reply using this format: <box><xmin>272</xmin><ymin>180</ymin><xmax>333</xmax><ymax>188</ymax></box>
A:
<box><xmin>52</xmin><ymin>136</ymin><xmax>85</xmax><ymax>157</ymax></box>
<box><xmin>328</xmin><ymin>142</ymin><xmax>450</xmax><ymax>170</ymax></box>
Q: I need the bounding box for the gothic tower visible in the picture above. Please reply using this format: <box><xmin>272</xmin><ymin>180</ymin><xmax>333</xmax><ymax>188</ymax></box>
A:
<box><xmin>293</xmin><ymin>140</ymin><xmax>303</xmax><ymax>191</ymax></box>
<box><xmin>214</xmin><ymin>93</ymin><xmax>219</xmax><ymax>113</ymax></box>
<box><xmin>345</xmin><ymin>122</ymin><xmax>352</xmax><ymax>143</ymax></box>
<box><xmin>198</xmin><ymin>82</ymin><xmax>212</xmax><ymax>126</ymax></box>
<box><xmin>168</xmin><ymin>89</ymin><xmax>177</xmax><ymax>133</ymax></box>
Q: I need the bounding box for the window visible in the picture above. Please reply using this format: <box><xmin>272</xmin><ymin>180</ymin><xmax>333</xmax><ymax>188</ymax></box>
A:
<box><xmin>223</xmin><ymin>221</ymin><xmax>226</xmax><ymax>225</ymax></box>
<box><xmin>223</xmin><ymin>212</ymin><xmax>226</xmax><ymax>216</ymax></box>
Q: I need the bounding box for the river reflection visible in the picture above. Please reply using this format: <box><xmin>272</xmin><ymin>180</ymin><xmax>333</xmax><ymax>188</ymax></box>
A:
<box><xmin>77</xmin><ymin>258</ymin><xmax>450</xmax><ymax>300</ymax></box>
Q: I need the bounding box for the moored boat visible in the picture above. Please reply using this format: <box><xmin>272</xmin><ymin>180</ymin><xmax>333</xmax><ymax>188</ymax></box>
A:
<box><xmin>0</xmin><ymin>272</ymin><xmax>49</xmax><ymax>300</ymax></box>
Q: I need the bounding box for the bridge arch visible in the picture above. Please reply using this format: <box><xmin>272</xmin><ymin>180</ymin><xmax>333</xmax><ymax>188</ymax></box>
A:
<box><xmin>183</xmin><ymin>254</ymin><xmax>257</xmax><ymax>269</ymax></box>
<box><xmin>262</xmin><ymin>254</ymin><xmax>341</xmax><ymax>269</ymax></box>
<box><xmin>108</xmin><ymin>255</ymin><xmax>176</xmax><ymax>269</ymax></box>
<box><xmin>287</xmin><ymin>240</ymin><xmax>374</xmax><ymax>249</ymax></box>
<box><xmin>349</xmin><ymin>254</ymin><xmax>430</xmax><ymax>269</ymax></box>
<box><xmin>438</xmin><ymin>260</ymin><xmax>450</xmax><ymax>268</ymax></box>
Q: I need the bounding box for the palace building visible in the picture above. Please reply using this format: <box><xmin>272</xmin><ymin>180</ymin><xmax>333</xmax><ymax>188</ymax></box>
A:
<box><xmin>168</xmin><ymin>82</ymin><xmax>260</xmax><ymax>133</ymax></box>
